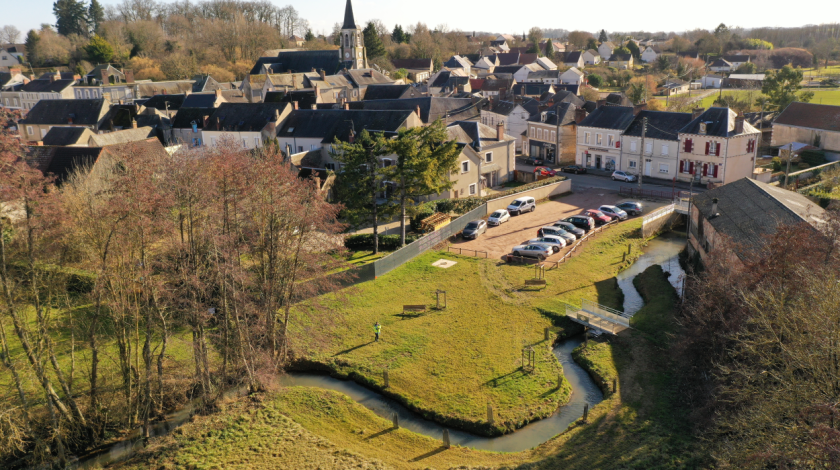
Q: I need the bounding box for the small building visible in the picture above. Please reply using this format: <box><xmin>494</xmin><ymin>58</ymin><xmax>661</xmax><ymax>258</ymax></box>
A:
<box><xmin>582</xmin><ymin>49</ymin><xmax>601</xmax><ymax>65</ymax></box>
<box><xmin>289</xmin><ymin>35</ymin><xmax>306</xmax><ymax>47</ymax></box>
<box><xmin>607</xmin><ymin>53</ymin><xmax>634</xmax><ymax>69</ymax></box>
<box><xmin>702</xmin><ymin>74</ymin><xmax>723</xmax><ymax>89</ymax></box>
<box><xmin>771</xmin><ymin>102</ymin><xmax>840</xmax><ymax>154</ymax></box>
<box><xmin>598</xmin><ymin>42</ymin><xmax>615</xmax><ymax>61</ymax></box>
<box><xmin>640</xmin><ymin>46</ymin><xmax>658</xmax><ymax>63</ymax></box>
<box><xmin>559</xmin><ymin>67</ymin><xmax>585</xmax><ymax>85</ymax></box>
<box><xmin>660</xmin><ymin>79</ymin><xmax>689</xmax><ymax>96</ymax></box>
<box><xmin>725</xmin><ymin>74</ymin><xmax>765</xmax><ymax>88</ymax></box>
<box><xmin>708</xmin><ymin>58</ymin><xmax>732</xmax><ymax>73</ymax></box>
<box><xmin>563</xmin><ymin>51</ymin><xmax>584</xmax><ymax>68</ymax></box>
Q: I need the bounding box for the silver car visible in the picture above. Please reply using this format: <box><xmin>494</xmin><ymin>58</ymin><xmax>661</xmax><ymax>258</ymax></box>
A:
<box><xmin>611</xmin><ymin>170</ymin><xmax>637</xmax><ymax>182</ymax></box>
<box><xmin>545</xmin><ymin>227</ymin><xmax>577</xmax><ymax>244</ymax></box>
<box><xmin>598</xmin><ymin>205</ymin><xmax>628</xmax><ymax>221</ymax></box>
<box><xmin>511</xmin><ymin>244</ymin><xmax>553</xmax><ymax>260</ymax></box>
<box><xmin>528</xmin><ymin>236</ymin><xmax>567</xmax><ymax>253</ymax></box>
<box><xmin>488</xmin><ymin>209</ymin><xmax>511</xmax><ymax>226</ymax></box>
<box><xmin>462</xmin><ymin>219</ymin><xmax>487</xmax><ymax>239</ymax></box>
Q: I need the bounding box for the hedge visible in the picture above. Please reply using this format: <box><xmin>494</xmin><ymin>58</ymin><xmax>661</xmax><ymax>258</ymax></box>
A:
<box><xmin>800</xmin><ymin>150</ymin><xmax>826</xmax><ymax>167</ymax></box>
<box><xmin>345</xmin><ymin>233</ymin><xmax>421</xmax><ymax>251</ymax></box>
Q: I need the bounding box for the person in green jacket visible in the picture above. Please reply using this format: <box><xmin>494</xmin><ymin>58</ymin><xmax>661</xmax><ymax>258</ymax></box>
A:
<box><xmin>374</xmin><ymin>322</ymin><xmax>381</xmax><ymax>342</ymax></box>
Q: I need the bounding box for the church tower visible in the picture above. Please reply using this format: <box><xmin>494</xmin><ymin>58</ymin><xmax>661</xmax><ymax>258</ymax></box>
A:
<box><xmin>340</xmin><ymin>0</ymin><xmax>368</xmax><ymax>69</ymax></box>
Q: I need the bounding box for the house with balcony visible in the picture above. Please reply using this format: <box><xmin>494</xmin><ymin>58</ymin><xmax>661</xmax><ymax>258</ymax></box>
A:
<box><xmin>619</xmin><ymin>110</ymin><xmax>693</xmax><ymax>180</ymax></box>
<box><xmin>576</xmin><ymin>106</ymin><xmax>635</xmax><ymax>171</ymax></box>
<box><xmin>677</xmin><ymin>107</ymin><xmax>760</xmax><ymax>185</ymax></box>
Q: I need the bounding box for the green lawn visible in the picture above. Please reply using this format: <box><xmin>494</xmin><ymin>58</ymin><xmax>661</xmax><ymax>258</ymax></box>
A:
<box><xmin>289</xmin><ymin>220</ymin><xmax>645</xmax><ymax>435</ymax></box>
<box><xmin>696</xmin><ymin>88</ymin><xmax>840</xmax><ymax>109</ymax></box>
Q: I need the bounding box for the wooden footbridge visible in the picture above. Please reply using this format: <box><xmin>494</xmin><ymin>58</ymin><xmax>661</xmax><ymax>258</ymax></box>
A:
<box><xmin>565</xmin><ymin>299</ymin><xmax>631</xmax><ymax>336</ymax></box>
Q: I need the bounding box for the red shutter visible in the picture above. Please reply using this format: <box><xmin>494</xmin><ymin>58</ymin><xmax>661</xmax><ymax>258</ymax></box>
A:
<box><xmin>715</xmin><ymin>143</ymin><xmax>721</xmax><ymax>156</ymax></box>
<box><xmin>703</xmin><ymin>163</ymin><xmax>708</xmax><ymax>176</ymax></box>
<box><xmin>679</xmin><ymin>160</ymin><xmax>685</xmax><ymax>173</ymax></box>
<box><xmin>713</xmin><ymin>164</ymin><xmax>719</xmax><ymax>177</ymax></box>
<box><xmin>684</xmin><ymin>139</ymin><xmax>692</xmax><ymax>152</ymax></box>
<box><xmin>705</xmin><ymin>141</ymin><xmax>710</xmax><ymax>155</ymax></box>
<box><xmin>615</xmin><ymin>141</ymin><xmax>620</xmax><ymax>148</ymax></box>
<box><xmin>689</xmin><ymin>161</ymin><xmax>694</xmax><ymax>174</ymax></box>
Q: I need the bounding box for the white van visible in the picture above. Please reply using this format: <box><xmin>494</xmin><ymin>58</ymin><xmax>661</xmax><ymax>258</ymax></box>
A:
<box><xmin>507</xmin><ymin>196</ymin><xmax>536</xmax><ymax>215</ymax></box>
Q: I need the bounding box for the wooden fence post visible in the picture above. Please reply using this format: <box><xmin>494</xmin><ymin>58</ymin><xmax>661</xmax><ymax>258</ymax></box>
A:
<box><xmin>627</xmin><ymin>243</ymin><xmax>632</xmax><ymax>254</ymax></box>
<box><xmin>583</xmin><ymin>403</ymin><xmax>589</xmax><ymax>423</ymax></box>
<box><xmin>487</xmin><ymin>403</ymin><xmax>494</xmax><ymax>424</ymax></box>
<box><xmin>442</xmin><ymin>429</ymin><xmax>451</xmax><ymax>448</ymax></box>
<box><xmin>383</xmin><ymin>370</ymin><xmax>389</xmax><ymax>388</ymax></box>
<box><xmin>544</xmin><ymin>327</ymin><xmax>550</xmax><ymax>341</ymax></box>
<box><xmin>612</xmin><ymin>378</ymin><xmax>617</xmax><ymax>394</ymax></box>
<box><xmin>393</xmin><ymin>412</ymin><xmax>399</xmax><ymax>429</ymax></box>
<box><xmin>558</xmin><ymin>373</ymin><xmax>563</xmax><ymax>389</ymax></box>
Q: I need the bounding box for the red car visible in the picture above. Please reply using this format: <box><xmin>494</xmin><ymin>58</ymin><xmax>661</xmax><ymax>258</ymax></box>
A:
<box><xmin>534</xmin><ymin>166</ymin><xmax>557</xmax><ymax>177</ymax></box>
<box><xmin>584</xmin><ymin>209</ymin><xmax>611</xmax><ymax>226</ymax></box>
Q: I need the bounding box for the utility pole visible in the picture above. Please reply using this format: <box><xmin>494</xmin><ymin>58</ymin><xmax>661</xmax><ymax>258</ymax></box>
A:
<box><xmin>784</xmin><ymin>141</ymin><xmax>793</xmax><ymax>188</ymax></box>
<box><xmin>638</xmin><ymin>117</ymin><xmax>647</xmax><ymax>189</ymax></box>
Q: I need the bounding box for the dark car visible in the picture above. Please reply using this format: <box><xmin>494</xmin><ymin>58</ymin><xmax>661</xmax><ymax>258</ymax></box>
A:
<box><xmin>563</xmin><ymin>215</ymin><xmax>595</xmax><ymax>232</ymax></box>
<box><xmin>617</xmin><ymin>201</ymin><xmax>644</xmax><ymax>216</ymax></box>
<box><xmin>462</xmin><ymin>219</ymin><xmax>487</xmax><ymax>239</ymax></box>
<box><xmin>563</xmin><ymin>165</ymin><xmax>587</xmax><ymax>174</ymax></box>
<box><xmin>584</xmin><ymin>209</ymin><xmax>612</xmax><ymax>226</ymax></box>
<box><xmin>552</xmin><ymin>220</ymin><xmax>585</xmax><ymax>238</ymax></box>
<box><xmin>524</xmin><ymin>156</ymin><xmax>545</xmax><ymax>166</ymax></box>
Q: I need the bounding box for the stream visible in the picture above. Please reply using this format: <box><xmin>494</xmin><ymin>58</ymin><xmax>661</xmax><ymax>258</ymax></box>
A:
<box><xmin>72</xmin><ymin>232</ymin><xmax>687</xmax><ymax>465</ymax></box>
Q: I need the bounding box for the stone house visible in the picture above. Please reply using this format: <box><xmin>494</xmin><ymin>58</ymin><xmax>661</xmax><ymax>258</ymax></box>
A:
<box><xmin>480</xmin><ymin>99</ymin><xmax>539</xmax><ymax>152</ymax></box>
<box><xmin>523</xmin><ymin>102</ymin><xmax>580</xmax><ymax>164</ymax></box>
<box><xmin>19</xmin><ymin>99</ymin><xmax>111</xmax><ymax>142</ymax></box>
<box><xmin>619</xmin><ymin>110</ymin><xmax>693</xmax><ymax>180</ymax></box>
<box><xmin>576</xmin><ymin>105</ymin><xmax>635</xmax><ymax>171</ymax></box>
<box><xmin>677</xmin><ymin>107</ymin><xmax>760</xmax><ymax>185</ymax></box>
<box><xmin>440</xmin><ymin>121</ymin><xmax>517</xmax><ymax>198</ymax></box>
<box><xmin>771</xmin><ymin>102</ymin><xmax>840</xmax><ymax>155</ymax></box>
<box><xmin>202</xmin><ymin>102</ymin><xmax>293</xmax><ymax>149</ymax></box>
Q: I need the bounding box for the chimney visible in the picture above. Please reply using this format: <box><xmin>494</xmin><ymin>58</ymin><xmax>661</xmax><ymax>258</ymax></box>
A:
<box><xmin>711</xmin><ymin>197</ymin><xmax>719</xmax><ymax>217</ymax></box>
<box><xmin>49</xmin><ymin>73</ymin><xmax>56</xmax><ymax>83</ymax></box>
<box><xmin>215</xmin><ymin>88</ymin><xmax>222</xmax><ymax>99</ymax></box>
<box><xmin>692</xmin><ymin>108</ymin><xmax>704</xmax><ymax>120</ymax></box>
<box><xmin>596</xmin><ymin>99</ymin><xmax>606</xmax><ymax>108</ymax></box>
<box><xmin>67</xmin><ymin>116</ymin><xmax>74</xmax><ymax>125</ymax></box>
<box><xmin>574</xmin><ymin>107</ymin><xmax>587</xmax><ymax>124</ymax></box>
<box><xmin>10</xmin><ymin>67</ymin><xmax>21</xmax><ymax>75</ymax></box>
<box><xmin>293</xmin><ymin>101</ymin><xmax>299</xmax><ymax>110</ymax></box>
<box><xmin>131</xmin><ymin>118</ymin><xmax>138</xmax><ymax>129</ymax></box>
<box><xmin>292</xmin><ymin>74</ymin><xmax>297</xmax><ymax>88</ymax></box>
<box><xmin>496</xmin><ymin>121</ymin><xmax>504</xmax><ymax>141</ymax></box>
<box><xmin>633</xmin><ymin>102</ymin><xmax>648</xmax><ymax>115</ymax></box>
<box><xmin>101</xmin><ymin>68</ymin><xmax>110</xmax><ymax>85</ymax></box>
<box><xmin>124</xmin><ymin>69</ymin><xmax>134</xmax><ymax>84</ymax></box>
<box><xmin>348</xmin><ymin>130</ymin><xmax>355</xmax><ymax>144</ymax></box>
<box><xmin>320</xmin><ymin>69</ymin><xmax>326</xmax><ymax>81</ymax></box>
<box><xmin>203</xmin><ymin>115</ymin><xmax>210</xmax><ymax>128</ymax></box>
<box><xmin>35</xmin><ymin>141</ymin><xmax>43</xmax><ymax>146</ymax></box>
<box><xmin>734</xmin><ymin>113</ymin><xmax>745</xmax><ymax>134</ymax></box>
<box><xmin>415</xmin><ymin>105</ymin><xmax>421</xmax><ymax>118</ymax></box>
<box><xmin>310</xmin><ymin>104</ymin><xmax>317</xmax><ymax>109</ymax></box>
<box><xmin>311</xmin><ymin>67</ymin><xmax>316</xmax><ymax>73</ymax></box>
<box><xmin>314</xmin><ymin>84</ymin><xmax>320</xmax><ymax>102</ymax></box>
<box><xmin>275</xmin><ymin>108</ymin><xmax>280</xmax><ymax>121</ymax></box>
<box><xmin>343</xmin><ymin>102</ymin><xmax>350</xmax><ymax>110</ymax></box>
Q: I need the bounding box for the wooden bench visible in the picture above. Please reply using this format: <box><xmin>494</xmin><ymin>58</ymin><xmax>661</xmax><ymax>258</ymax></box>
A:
<box><xmin>525</xmin><ymin>279</ymin><xmax>547</xmax><ymax>289</ymax></box>
<box><xmin>403</xmin><ymin>305</ymin><xmax>427</xmax><ymax>313</ymax></box>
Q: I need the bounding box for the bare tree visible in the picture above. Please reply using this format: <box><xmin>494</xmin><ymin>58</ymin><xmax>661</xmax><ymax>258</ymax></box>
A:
<box><xmin>1</xmin><ymin>25</ymin><xmax>21</xmax><ymax>44</ymax></box>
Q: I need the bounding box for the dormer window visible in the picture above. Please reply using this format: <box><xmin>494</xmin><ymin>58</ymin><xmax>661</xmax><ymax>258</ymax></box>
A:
<box><xmin>699</xmin><ymin>122</ymin><xmax>707</xmax><ymax>135</ymax></box>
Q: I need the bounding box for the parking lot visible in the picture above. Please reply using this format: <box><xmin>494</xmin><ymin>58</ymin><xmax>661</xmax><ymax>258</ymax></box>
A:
<box><xmin>452</xmin><ymin>187</ymin><xmax>670</xmax><ymax>262</ymax></box>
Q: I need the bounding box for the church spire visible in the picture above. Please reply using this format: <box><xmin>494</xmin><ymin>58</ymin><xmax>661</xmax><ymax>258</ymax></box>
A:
<box><xmin>342</xmin><ymin>0</ymin><xmax>357</xmax><ymax>30</ymax></box>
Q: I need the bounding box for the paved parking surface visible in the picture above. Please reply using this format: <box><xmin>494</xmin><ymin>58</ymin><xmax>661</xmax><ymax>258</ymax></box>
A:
<box><xmin>452</xmin><ymin>187</ymin><xmax>669</xmax><ymax>262</ymax></box>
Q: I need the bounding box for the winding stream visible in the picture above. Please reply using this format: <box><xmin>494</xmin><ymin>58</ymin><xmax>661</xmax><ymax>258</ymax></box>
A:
<box><xmin>73</xmin><ymin>232</ymin><xmax>687</xmax><ymax>466</ymax></box>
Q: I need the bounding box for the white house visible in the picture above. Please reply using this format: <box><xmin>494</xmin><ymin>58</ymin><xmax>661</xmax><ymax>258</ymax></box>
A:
<box><xmin>203</xmin><ymin>102</ymin><xmax>291</xmax><ymax>149</ymax></box>
<box><xmin>559</xmin><ymin>67</ymin><xmax>585</xmax><ymax>85</ymax></box>
<box><xmin>598</xmin><ymin>42</ymin><xmax>615</xmax><ymax>60</ymax></box>
<box><xmin>536</xmin><ymin>57</ymin><xmax>557</xmax><ymax>70</ymax></box>
<box><xmin>576</xmin><ymin>106</ymin><xmax>635</xmax><ymax>171</ymax></box>
<box><xmin>708</xmin><ymin>59</ymin><xmax>732</xmax><ymax>73</ymax></box>
<box><xmin>481</xmin><ymin>99</ymin><xmax>538</xmax><ymax>152</ymax></box>
<box><xmin>702</xmin><ymin>74</ymin><xmax>723</xmax><ymax>89</ymax></box>
<box><xmin>677</xmin><ymin>107</ymin><xmax>760</xmax><ymax>185</ymax></box>
<box><xmin>723</xmin><ymin>55</ymin><xmax>751</xmax><ymax>70</ymax></box>
<box><xmin>442</xmin><ymin>121</ymin><xmax>517</xmax><ymax>197</ymax></box>
<box><xmin>0</xmin><ymin>47</ymin><xmax>21</xmax><ymax>67</ymax></box>
<box><xmin>513</xmin><ymin>64</ymin><xmax>542</xmax><ymax>83</ymax></box>
<box><xmin>563</xmin><ymin>51</ymin><xmax>584</xmax><ymax>68</ymax></box>
<box><xmin>582</xmin><ymin>49</ymin><xmax>601</xmax><ymax>65</ymax></box>
<box><xmin>618</xmin><ymin>111</ymin><xmax>693</xmax><ymax>180</ymax></box>
<box><xmin>640</xmin><ymin>47</ymin><xmax>658</xmax><ymax>63</ymax></box>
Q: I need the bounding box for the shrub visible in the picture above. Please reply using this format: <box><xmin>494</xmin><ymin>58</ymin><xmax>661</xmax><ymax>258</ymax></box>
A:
<box><xmin>587</xmin><ymin>73</ymin><xmax>603</xmax><ymax>87</ymax></box>
<box><xmin>800</xmin><ymin>149</ymin><xmax>826</xmax><ymax>166</ymax></box>
<box><xmin>344</xmin><ymin>233</ymin><xmax>420</xmax><ymax>251</ymax></box>
<box><xmin>771</xmin><ymin>157</ymin><xmax>782</xmax><ymax>172</ymax></box>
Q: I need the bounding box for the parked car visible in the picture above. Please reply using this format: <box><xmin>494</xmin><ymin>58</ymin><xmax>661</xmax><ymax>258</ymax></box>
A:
<box><xmin>524</xmin><ymin>156</ymin><xmax>545</xmax><ymax>166</ymax></box>
<box><xmin>611</xmin><ymin>170</ymin><xmax>636</xmax><ymax>182</ymax></box>
<box><xmin>584</xmin><ymin>209</ymin><xmax>612</xmax><ymax>225</ymax></box>
<box><xmin>598</xmin><ymin>205</ymin><xmax>628</xmax><ymax>221</ymax></box>
<box><xmin>544</xmin><ymin>226</ymin><xmax>576</xmax><ymax>243</ymax></box>
<box><xmin>552</xmin><ymin>221</ymin><xmax>585</xmax><ymax>238</ymax></box>
<box><xmin>534</xmin><ymin>166</ymin><xmax>557</xmax><ymax>177</ymax></box>
<box><xmin>563</xmin><ymin>215</ymin><xmax>595</xmax><ymax>232</ymax></box>
<box><xmin>487</xmin><ymin>209</ymin><xmax>511</xmax><ymax>226</ymax></box>
<box><xmin>563</xmin><ymin>165</ymin><xmax>587</xmax><ymax>174</ymax></box>
<box><xmin>511</xmin><ymin>244</ymin><xmax>553</xmax><ymax>260</ymax></box>
<box><xmin>617</xmin><ymin>201</ymin><xmax>644</xmax><ymax>216</ymax></box>
<box><xmin>462</xmin><ymin>219</ymin><xmax>487</xmax><ymax>239</ymax></box>
<box><xmin>507</xmin><ymin>196</ymin><xmax>536</xmax><ymax>215</ymax></box>
<box><xmin>529</xmin><ymin>236</ymin><xmax>566</xmax><ymax>253</ymax></box>
<box><xmin>537</xmin><ymin>226</ymin><xmax>573</xmax><ymax>241</ymax></box>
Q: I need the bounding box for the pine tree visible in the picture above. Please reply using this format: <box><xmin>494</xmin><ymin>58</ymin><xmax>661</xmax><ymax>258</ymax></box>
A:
<box><xmin>88</xmin><ymin>0</ymin><xmax>104</xmax><ymax>35</ymax></box>
<box><xmin>305</xmin><ymin>29</ymin><xmax>314</xmax><ymax>42</ymax></box>
<box><xmin>24</xmin><ymin>30</ymin><xmax>41</xmax><ymax>66</ymax></box>
<box><xmin>53</xmin><ymin>0</ymin><xmax>88</xmax><ymax>36</ymax></box>
<box><xmin>544</xmin><ymin>39</ymin><xmax>555</xmax><ymax>59</ymax></box>
<box><xmin>598</xmin><ymin>29</ymin><xmax>608</xmax><ymax>43</ymax></box>
<box><xmin>363</xmin><ymin>21</ymin><xmax>386</xmax><ymax>59</ymax></box>
<box><xmin>392</xmin><ymin>25</ymin><xmax>404</xmax><ymax>44</ymax></box>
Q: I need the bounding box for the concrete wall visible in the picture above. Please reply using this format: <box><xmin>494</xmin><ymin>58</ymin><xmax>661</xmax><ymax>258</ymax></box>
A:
<box><xmin>641</xmin><ymin>208</ymin><xmax>681</xmax><ymax>238</ymax></box>
<box><xmin>771</xmin><ymin>124</ymin><xmax>840</xmax><ymax>153</ymax></box>
<box><xmin>486</xmin><ymin>179</ymin><xmax>572</xmax><ymax>213</ymax></box>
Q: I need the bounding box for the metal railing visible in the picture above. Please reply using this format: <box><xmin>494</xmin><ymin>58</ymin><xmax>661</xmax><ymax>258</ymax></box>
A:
<box><xmin>554</xmin><ymin>219</ymin><xmax>618</xmax><ymax>265</ymax></box>
<box><xmin>582</xmin><ymin>299</ymin><xmax>631</xmax><ymax>323</ymax></box>
<box><xmin>564</xmin><ymin>301</ymin><xmax>626</xmax><ymax>335</ymax></box>
<box><xmin>642</xmin><ymin>204</ymin><xmax>676</xmax><ymax>223</ymax></box>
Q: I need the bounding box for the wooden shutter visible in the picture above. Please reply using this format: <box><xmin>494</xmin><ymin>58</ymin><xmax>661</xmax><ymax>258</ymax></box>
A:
<box><xmin>689</xmin><ymin>161</ymin><xmax>694</xmax><ymax>174</ymax></box>
<box><xmin>679</xmin><ymin>160</ymin><xmax>685</xmax><ymax>173</ymax></box>
<box><xmin>715</xmin><ymin>142</ymin><xmax>721</xmax><ymax>156</ymax></box>
<box><xmin>703</xmin><ymin>163</ymin><xmax>708</xmax><ymax>176</ymax></box>
<box><xmin>705</xmin><ymin>141</ymin><xmax>710</xmax><ymax>155</ymax></box>
<box><xmin>684</xmin><ymin>138</ymin><xmax>692</xmax><ymax>152</ymax></box>
<box><xmin>713</xmin><ymin>164</ymin><xmax>719</xmax><ymax>177</ymax></box>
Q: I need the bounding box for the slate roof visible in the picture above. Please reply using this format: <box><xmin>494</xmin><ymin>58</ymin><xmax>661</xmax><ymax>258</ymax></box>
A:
<box><xmin>604</xmin><ymin>92</ymin><xmax>633</xmax><ymax>107</ymax></box>
<box><xmin>488</xmin><ymin>98</ymin><xmax>538</xmax><ymax>117</ymax></box>
<box><xmin>22</xmin><ymin>79</ymin><xmax>75</xmax><ymax>93</ymax></box>
<box><xmin>390</xmin><ymin>58</ymin><xmax>433</xmax><ymax>70</ymax></box>
<box><xmin>206</xmin><ymin>102</ymin><xmax>288</xmax><ymax>132</ymax></box>
<box><xmin>679</xmin><ymin>107</ymin><xmax>759</xmax><ymax>137</ymax></box>
<box><xmin>192</xmin><ymin>75</ymin><xmax>231</xmax><ymax>92</ymax></box>
<box><xmin>0</xmin><ymin>72</ymin><xmax>16</xmax><ymax>88</ymax></box>
<box><xmin>85</xmin><ymin>64</ymin><xmax>124</xmax><ymax>81</ymax></box>
<box><xmin>773</xmin><ymin>102</ymin><xmax>840</xmax><ymax>132</ymax></box>
<box><xmin>443</xmin><ymin>55</ymin><xmax>472</xmax><ymax>69</ymax></box>
<box><xmin>527</xmin><ymin>102</ymin><xmax>578</xmax><ymax>126</ymax></box>
<box><xmin>519</xmin><ymin>53</ymin><xmax>538</xmax><ymax>65</ymax></box>
<box><xmin>446</xmin><ymin>120</ymin><xmax>513</xmax><ymax>149</ymax></box>
<box><xmin>41</xmin><ymin>127</ymin><xmax>90</xmax><ymax>146</ymax></box>
<box><xmin>181</xmin><ymin>93</ymin><xmax>218</xmax><ymax>108</ymax></box>
<box><xmin>723</xmin><ymin>55</ymin><xmax>750</xmax><ymax>62</ymax></box>
<box><xmin>564</xmin><ymin>51</ymin><xmax>582</xmax><ymax>63</ymax></box>
<box><xmin>546</xmin><ymin>90</ymin><xmax>584</xmax><ymax>107</ymax></box>
<box><xmin>527</xmin><ymin>69</ymin><xmax>560</xmax><ymax>80</ymax></box>
<box><xmin>743</xmin><ymin>111</ymin><xmax>776</xmax><ymax>129</ymax></box>
<box><xmin>171</xmin><ymin>107</ymin><xmax>215</xmax><ymax>129</ymax></box>
<box><xmin>480</xmin><ymin>78</ymin><xmax>514</xmax><ymax>92</ymax></box>
<box><xmin>89</xmin><ymin>127</ymin><xmax>156</xmax><ymax>147</ymax></box>
<box><xmin>266</xmin><ymin>89</ymin><xmax>319</xmax><ymax>109</ymax></box>
<box><xmin>709</xmin><ymin>59</ymin><xmax>732</xmax><ymax>67</ymax></box>
<box><xmin>608</xmin><ymin>53</ymin><xmax>632</xmax><ymax>61</ymax></box>
<box><xmin>143</xmin><ymin>94</ymin><xmax>186</xmax><ymax>111</ymax></box>
<box><xmin>349</xmin><ymin>97</ymin><xmax>480</xmax><ymax>123</ymax></box>
<box><xmin>578</xmin><ymin>106</ymin><xmax>635</xmax><ymax>130</ymax></box>
<box><xmin>342</xmin><ymin>0</ymin><xmax>357</xmax><ymax>29</ymax></box>
<box><xmin>134</xmin><ymin>81</ymin><xmax>194</xmax><ymax>98</ymax></box>
<box><xmin>554</xmin><ymin>84</ymin><xmax>580</xmax><ymax>94</ymax></box>
<box><xmin>692</xmin><ymin>178</ymin><xmax>825</xmax><ymax>260</ymax></box>
<box><xmin>512</xmin><ymin>82</ymin><xmax>553</xmax><ymax>96</ymax></box>
<box><xmin>277</xmin><ymin>109</ymin><xmax>414</xmax><ymax>143</ymax></box>
<box><xmin>44</xmin><ymin>147</ymin><xmax>102</xmax><ymax>182</ymax></box>
<box><xmin>249</xmin><ymin>50</ymin><xmax>343</xmax><ymax>75</ymax></box>
<box><xmin>491</xmin><ymin>53</ymin><xmax>521</xmax><ymax>66</ymax></box>
<box><xmin>345</xmin><ymin>69</ymin><xmax>394</xmax><ymax>87</ymax></box>
<box><xmin>489</xmin><ymin>65</ymin><xmax>524</xmax><ymax>76</ymax></box>
<box><xmin>624</xmin><ymin>111</ymin><xmax>693</xmax><ymax>141</ymax></box>
<box><xmin>220</xmin><ymin>89</ymin><xmax>249</xmax><ymax>103</ymax></box>
<box><xmin>21</xmin><ymin>99</ymin><xmax>107</xmax><ymax>125</ymax></box>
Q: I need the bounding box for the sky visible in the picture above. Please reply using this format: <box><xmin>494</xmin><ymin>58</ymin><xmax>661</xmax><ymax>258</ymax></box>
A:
<box><xmin>3</xmin><ymin>0</ymin><xmax>829</xmax><ymax>42</ymax></box>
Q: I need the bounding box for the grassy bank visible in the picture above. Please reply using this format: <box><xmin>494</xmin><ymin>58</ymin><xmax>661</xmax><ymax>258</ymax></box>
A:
<box><xmin>288</xmin><ymin>219</ymin><xmax>645</xmax><ymax>435</ymax></box>
<box><xmin>696</xmin><ymin>88</ymin><xmax>840</xmax><ymax>108</ymax></box>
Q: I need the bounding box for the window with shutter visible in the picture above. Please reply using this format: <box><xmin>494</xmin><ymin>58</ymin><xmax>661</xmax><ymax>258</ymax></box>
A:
<box><xmin>715</xmin><ymin>142</ymin><xmax>721</xmax><ymax>156</ymax></box>
<box><xmin>705</xmin><ymin>141</ymin><xmax>710</xmax><ymax>155</ymax></box>
<box><xmin>703</xmin><ymin>163</ymin><xmax>708</xmax><ymax>176</ymax></box>
<box><xmin>713</xmin><ymin>164</ymin><xmax>719</xmax><ymax>177</ymax></box>
<box><xmin>689</xmin><ymin>161</ymin><xmax>694</xmax><ymax>174</ymax></box>
<box><xmin>680</xmin><ymin>160</ymin><xmax>685</xmax><ymax>173</ymax></box>
<box><xmin>684</xmin><ymin>139</ymin><xmax>691</xmax><ymax>152</ymax></box>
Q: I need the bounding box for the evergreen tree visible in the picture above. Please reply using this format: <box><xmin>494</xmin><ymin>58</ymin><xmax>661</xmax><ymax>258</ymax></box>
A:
<box><xmin>85</xmin><ymin>34</ymin><xmax>114</xmax><ymax>63</ymax></box>
<box><xmin>761</xmin><ymin>65</ymin><xmax>814</xmax><ymax>111</ymax></box>
<box><xmin>53</xmin><ymin>0</ymin><xmax>88</xmax><ymax>36</ymax></box>
<box><xmin>544</xmin><ymin>39</ymin><xmax>555</xmax><ymax>59</ymax></box>
<box><xmin>625</xmin><ymin>40</ymin><xmax>641</xmax><ymax>59</ymax></box>
<box><xmin>363</xmin><ymin>21</ymin><xmax>386</xmax><ymax>59</ymax></box>
<box><xmin>304</xmin><ymin>29</ymin><xmax>314</xmax><ymax>42</ymax></box>
<box><xmin>87</xmin><ymin>0</ymin><xmax>104</xmax><ymax>35</ymax></box>
<box><xmin>586</xmin><ymin>37</ymin><xmax>598</xmax><ymax>51</ymax></box>
<box><xmin>24</xmin><ymin>30</ymin><xmax>40</xmax><ymax>66</ymax></box>
<box><xmin>392</xmin><ymin>24</ymin><xmax>404</xmax><ymax>44</ymax></box>
<box><xmin>598</xmin><ymin>29</ymin><xmax>608</xmax><ymax>43</ymax></box>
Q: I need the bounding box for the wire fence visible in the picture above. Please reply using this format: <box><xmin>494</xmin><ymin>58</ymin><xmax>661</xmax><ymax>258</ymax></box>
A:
<box><xmin>447</xmin><ymin>246</ymin><xmax>489</xmax><ymax>258</ymax></box>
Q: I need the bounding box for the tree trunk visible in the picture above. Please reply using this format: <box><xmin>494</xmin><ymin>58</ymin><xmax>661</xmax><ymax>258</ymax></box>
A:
<box><xmin>400</xmin><ymin>178</ymin><xmax>407</xmax><ymax>247</ymax></box>
<box><xmin>372</xmin><ymin>163</ymin><xmax>379</xmax><ymax>254</ymax></box>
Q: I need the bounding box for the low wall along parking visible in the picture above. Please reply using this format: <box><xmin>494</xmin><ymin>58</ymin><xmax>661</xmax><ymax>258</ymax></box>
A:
<box><xmin>486</xmin><ymin>179</ymin><xmax>572</xmax><ymax>213</ymax></box>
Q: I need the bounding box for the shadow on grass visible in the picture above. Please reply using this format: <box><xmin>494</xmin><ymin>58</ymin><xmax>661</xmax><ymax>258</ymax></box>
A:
<box><xmin>395</xmin><ymin>312</ymin><xmax>424</xmax><ymax>319</ymax></box>
<box><xmin>333</xmin><ymin>342</ymin><xmax>374</xmax><ymax>356</ymax></box>
<box><xmin>483</xmin><ymin>368</ymin><xmax>525</xmax><ymax>387</ymax></box>
<box><xmin>364</xmin><ymin>426</ymin><xmax>397</xmax><ymax>440</ymax></box>
<box><xmin>409</xmin><ymin>446</ymin><xmax>447</xmax><ymax>462</ymax></box>
<box><xmin>594</xmin><ymin>277</ymin><xmax>623</xmax><ymax>311</ymax></box>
